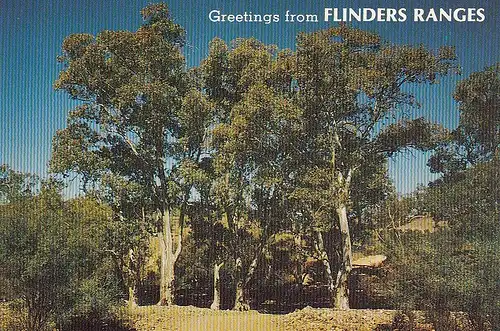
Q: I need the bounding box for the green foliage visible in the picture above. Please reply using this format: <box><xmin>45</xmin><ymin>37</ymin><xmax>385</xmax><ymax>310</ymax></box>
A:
<box><xmin>0</xmin><ymin>165</ymin><xmax>38</xmax><ymax>203</ymax></box>
<box><xmin>385</xmin><ymin>232</ymin><xmax>498</xmax><ymax>330</ymax></box>
<box><xmin>383</xmin><ymin>160</ymin><xmax>500</xmax><ymax>329</ymax></box>
<box><xmin>376</xmin><ymin>118</ymin><xmax>449</xmax><ymax>157</ymax></box>
<box><xmin>202</xmin><ymin>37</ymin><xmax>303</xmax><ymax>278</ymax></box>
<box><xmin>454</xmin><ymin>63</ymin><xmax>500</xmax><ymax>159</ymax></box>
<box><xmin>284</xmin><ymin>27</ymin><xmax>457</xmax><ymax>308</ymax></box>
<box><xmin>52</xmin><ymin>3</ymin><xmax>213</xmax><ymax>305</ymax></box>
<box><xmin>44</xmin><ymin>3</ymin><xmax>493</xmax><ymax>316</ymax></box>
<box><xmin>429</xmin><ymin>63</ymin><xmax>500</xmax><ymax>180</ymax></box>
<box><xmin>278</xmin><ymin>28</ymin><xmax>458</xmax><ymax>282</ymax></box>
<box><xmin>50</xmin><ymin>2</ymin><xmax>205</xmax><ymax>207</ymax></box>
<box><xmin>291</xmin><ymin>25</ymin><xmax>457</xmax><ymax>207</ymax></box>
<box><xmin>0</xmin><ymin>184</ymin><xmax>123</xmax><ymax>330</ymax></box>
<box><xmin>58</xmin><ymin>274</ymin><xmax>124</xmax><ymax>330</ymax></box>
<box><xmin>423</xmin><ymin>159</ymin><xmax>499</xmax><ymax>239</ymax></box>
<box><xmin>198</xmin><ymin>25</ymin><xmax>458</xmax><ymax>309</ymax></box>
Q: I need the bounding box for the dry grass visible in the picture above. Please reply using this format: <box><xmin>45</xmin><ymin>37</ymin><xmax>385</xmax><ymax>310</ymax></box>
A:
<box><xmin>0</xmin><ymin>303</ymin><xmax>18</xmax><ymax>330</ymax></box>
<box><xmin>352</xmin><ymin>254</ymin><xmax>387</xmax><ymax>268</ymax></box>
<box><xmin>396</xmin><ymin>216</ymin><xmax>448</xmax><ymax>233</ymax></box>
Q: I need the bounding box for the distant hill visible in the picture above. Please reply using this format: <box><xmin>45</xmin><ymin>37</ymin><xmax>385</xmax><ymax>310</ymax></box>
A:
<box><xmin>396</xmin><ymin>216</ymin><xmax>449</xmax><ymax>233</ymax></box>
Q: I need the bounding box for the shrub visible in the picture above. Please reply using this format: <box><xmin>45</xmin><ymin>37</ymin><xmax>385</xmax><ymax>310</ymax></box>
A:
<box><xmin>0</xmin><ymin>189</ymin><xmax>124</xmax><ymax>330</ymax></box>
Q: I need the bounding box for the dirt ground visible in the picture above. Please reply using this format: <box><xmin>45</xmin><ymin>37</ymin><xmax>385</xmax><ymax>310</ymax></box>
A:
<box><xmin>129</xmin><ymin>305</ymin><xmax>402</xmax><ymax>331</ymax></box>
<box><xmin>1</xmin><ymin>303</ymin><xmax>476</xmax><ymax>331</ymax></box>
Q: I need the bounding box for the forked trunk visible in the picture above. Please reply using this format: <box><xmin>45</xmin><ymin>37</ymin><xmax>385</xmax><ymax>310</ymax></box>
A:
<box><xmin>233</xmin><ymin>257</ymin><xmax>250</xmax><ymax>311</ymax></box>
<box><xmin>210</xmin><ymin>262</ymin><xmax>224</xmax><ymax>310</ymax></box>
<box><xmin>232</xmin><ymin>254</ymin><xmax>259</xmax><ymax>311</ymax></box>
<box><xmin>314</xmin><ymin>230</ymin><xmax>337</xmax><ymax>306</ymax></box>
<box><xmin>233</xmin><ymin>280</ymin><xmax>250</xmax><ymax>311</ymax></box>
<box><xmin>333</xmin><ymin>203</ymin><xmax>352</xmax><ymax>310</ymax></box>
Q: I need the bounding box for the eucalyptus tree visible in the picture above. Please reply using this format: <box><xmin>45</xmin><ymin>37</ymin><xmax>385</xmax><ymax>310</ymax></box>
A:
<box><xmin>202</xmin><ymin>38</ymin><xmax>302</xmax><ymax>310</ymax></box>
<box><xmin>290</xmin><ymin>26</ymin><xmax>457</xmax><ymax>309</ymax></box>
<box><xmin>429</xmin><ymin>63</ymin><xmax>500</xmax><ymax>181</ymax></box>
<box><xmin>50</xmin><ymin>4</ymin><xmax>212</xmax><ymax>305</ymax></box>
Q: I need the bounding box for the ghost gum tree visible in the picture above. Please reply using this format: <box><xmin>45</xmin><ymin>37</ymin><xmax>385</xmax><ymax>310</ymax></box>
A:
<box><xmin>200</xmin><ymin>28</ymin><xmax>456</xmax><ymax>310</ymax></box>
<box><xmin>202</xmin><ymin>39</ymin><xmax>302</xmax><ymax>310</ymax></box>
<box><xmin>211</xmin><ymin>84</ymin><xmax>301</xmax><ymax>310</ymax></box>
<box><xmin>52</xmin><ymin>3</ymin><xmax>458</xmax><ymax>310</ymax></box>
<box><xmin>289</xmin><ymin>26</ymin><xmax>457</xmax><ymax>309</ymax></box>
<box><xmin>51</xmin><ymin>4</ymin><xmax>212</xmax><ymax>306</ymax></box>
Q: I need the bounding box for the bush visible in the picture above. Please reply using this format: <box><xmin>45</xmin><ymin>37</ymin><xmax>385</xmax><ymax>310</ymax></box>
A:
<box><xmin>0</xmin><ymin>189</ymin><xmax>124</xmax><ymax>330</ymax></box>
<box><xmin>380</xmin><ymin>161</ymin><xmax>500</xmax><ymax>330</ymax></box>
<box><xmin>383</xmin><ymin>230</ymin><xmax>498</xmax><ymax>330</ymax></box>
<box><xmin>375</xmin><ymin>311</ymin><xmax>437</xmax><ymax>331</ymax></box>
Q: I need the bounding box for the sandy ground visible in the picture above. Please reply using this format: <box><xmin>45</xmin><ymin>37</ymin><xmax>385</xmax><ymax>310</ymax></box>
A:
<box><xmin>130</xmin><ymin>306</ymin><xmax>279</xmax><ymax>331</ymax></box>
<box><xmin>129</xmin><ymin>305</ymin><xmax>401</xmax><ymax>331</ymax></box>
<box><xmin>1</xmin><ymin>303</ymin><xmax>476</xmax><ymax>330</ymax></box>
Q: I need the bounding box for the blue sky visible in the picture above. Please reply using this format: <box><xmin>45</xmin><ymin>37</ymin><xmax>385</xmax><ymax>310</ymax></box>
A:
<box><xmin>0</xmin><ymin>0</ymin><xmax>498</xmax><ymax>195</ymax></box>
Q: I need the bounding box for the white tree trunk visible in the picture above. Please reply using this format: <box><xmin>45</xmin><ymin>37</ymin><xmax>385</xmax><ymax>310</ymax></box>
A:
<box><xmin>210</xmin><ymin>262</ymin><xmax>224</xmax><ymax>310</ymax></box>
<box><xmin>233</xmin><ymin>257</ymin><xmax>250</xmax><ymax>311</ymax></box>
<box><xmin>314</xmin><ymin>231</ymin><xmax>337</xmax><ymax>306</ymax></box>
<box><xmin>334</xmin><ymin>204</ymin><xmax>352</xmax><ymax>310</ymax></box>
<box><xmin>232</xmin><ymin>254</ymin><xmax>259</xmax><ymax>311</ymax></box>
<box><xmin>158</xmin><ymin>209</ymin><xmax>182</xmax><ymax>306</ymax></box>
<box><xmin>128</xmin><ymin>285</ymin><xmax>138</xmax><ymax>308</ymax></box>
<box><xmin>127</xmin><ymin>248</ymin><xmax>139</xmax><ymax>308</ymax></box>
<box><xmin>233</xmin><ymin>281</ymin><xmax>249</xmax><ymax>311</ymax></box>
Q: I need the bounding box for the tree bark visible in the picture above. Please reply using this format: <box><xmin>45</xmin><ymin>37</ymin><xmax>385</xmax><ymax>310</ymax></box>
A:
<box><xmin>128</xmin><ymin>249</ymin><xmax>138</xmax><ymax>308</ymax></box>
<box><xmin>128</xmin><ymin>285</ymin><xmax>138</xmax><ymax>308</ymax></box>
<box><xmin>158</xmin><ymin>208</ymin><xmax>182</xmax><ymax>306</ymax></box>
<box><xmin>233</xmin><ymin>280</ymin><xmax>249</xmax><ymax>311</ymax></box>
<box><xmin>232</xmin><ymin>257</ymin><xmax>250</xmax><ymax>311</ymax></box>
<box><xmin>328</xmin><ymin>131</ymin><xmax>354</xmax><ymax>309</ymax></box>
<box><xmin>210</xmin><ymin>262</ymin><xmax>224</xmax><ymax>310</ymax></box>
<box><xmin>314</xmin><ymin>230</ymin><xmax>337</xmax><ymax>306</ymax></box>
<box><xmin>333</xmin><ymin>203</ymin><xmax>352</xmax><ymax>310</ymax></box>
<box><xmin>232</xmin><ymin>253</ymin><xmax>260</xmax><ymax>311</ymax></box>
